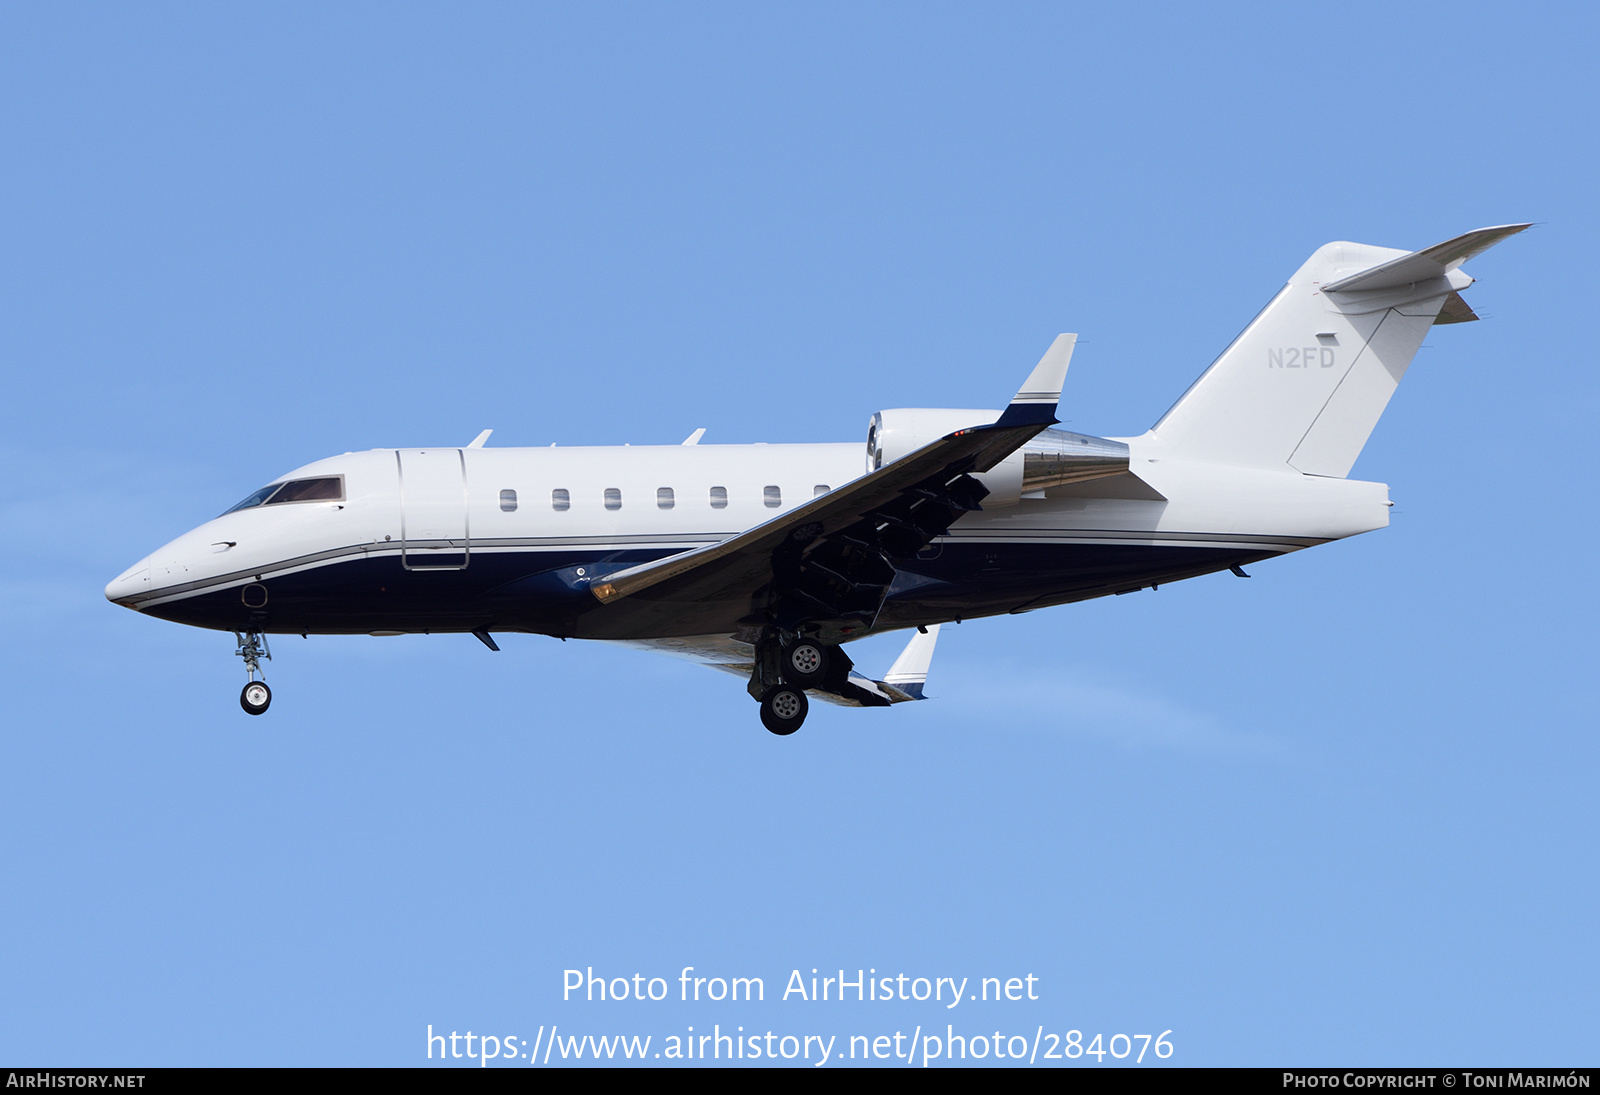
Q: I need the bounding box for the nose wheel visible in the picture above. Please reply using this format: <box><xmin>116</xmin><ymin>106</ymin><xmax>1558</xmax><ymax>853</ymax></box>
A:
<box><xmin>240</xmin><ymin>680</ymin><xmax>272</xmax><ymax>715</ymax></box>
<box><xmin>233</xmin><ymin>631</ymin><xmax>273</xmax><ymax>716</ymax></box>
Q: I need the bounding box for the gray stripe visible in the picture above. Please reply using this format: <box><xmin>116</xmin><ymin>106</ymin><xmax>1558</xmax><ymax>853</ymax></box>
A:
<box><xmin>941</xmin><ymin>528</ymin><xmax>1324</xmax><ymax>549</ymax></box>
<box><xmin>124</xmin><ymin>533</ymin><xmax>731</xmax><ymax>607</ymax></box>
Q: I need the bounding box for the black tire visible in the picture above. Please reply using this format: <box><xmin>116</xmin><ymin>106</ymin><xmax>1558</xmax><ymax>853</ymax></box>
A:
<box><xmin>240</xmin><ymin>681</ymin><xmax>272</xmax><ymax>715</ymax></box>
<box><xmin>759</xmin><ymin>686</ymin><xmax>808</xmax><ymax>736</ymax></box>
<box><xmin>782</xmin><ymin>640</ymin><xmax>829</xmax><ymax>685</ymax></box>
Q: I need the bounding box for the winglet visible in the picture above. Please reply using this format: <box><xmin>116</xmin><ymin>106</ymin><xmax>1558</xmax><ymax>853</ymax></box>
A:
<box><xmin>995</xmin><ymin>334</ymin><xmax>1075</xmax><ymax>428</ymax></box>
<box><xmin>467</xmin><ymin>429</ymin><xmax>493</xmax><ymax>449</ymax></box>
<box><xmin>880</xmin><ymin>624</ymin><xmax>940</xmax><ymax>701</ymax></box>
<box><xmin>681</xmin><ymin>428</ymin><xmax>706</xmax><ymax>446</ymax></box>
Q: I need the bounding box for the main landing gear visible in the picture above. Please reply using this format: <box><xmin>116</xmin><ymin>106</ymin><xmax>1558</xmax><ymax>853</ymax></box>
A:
<box><xmin>234</xmin><ymin>631</ymin><xmax>272</xmax><ymax>715</ymax></box>
<box><xmin>759</xmin><ymin>685</ymin><xmax>809</xmax><ymax>736</ymax></box>
<box><xmin>781</xmin><ymin>639</ymin><xmax>829</xmax><ymax>686</ymax></box>
<box><xmin>751</xmin><ymin>633</ymin><xmax>834</xmax><ymax>735</ymax></box>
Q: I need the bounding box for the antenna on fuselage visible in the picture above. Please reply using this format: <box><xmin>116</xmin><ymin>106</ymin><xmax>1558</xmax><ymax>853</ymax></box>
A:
<box><xmin>681</xmin><ymin>428</ymin><xmax>706</xmax><ymax>446</ymax></box>
<box><xmin>467</xmin><ymin>429</ymin><xmax>493</xmax><ymax>449</ymax></box>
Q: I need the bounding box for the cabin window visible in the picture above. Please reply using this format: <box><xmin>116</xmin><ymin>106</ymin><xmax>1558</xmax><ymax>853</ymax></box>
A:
<box><xmin>814</xmin><ymin>484</ymin><xmax>830</xmax><ymax>497</ymax></box>
<box><xmin>499</xmin><ymin>489</ymin><xmax>518</xmax><ymax>512</ymax></box>
<box><xmin>552</xmin><ymin>488</ymin><xmax>570</xmax><ymax>511</ymax></box>
<box><xmin>604</xmin><ymin>488</ymin><xmax>622</xmax><ymax>510</ymax></box>
<box><xmin>710</xmin><ymin>486</ymin><xmax>728</xmax><ymax>509</ymax></box>
<box><xmin>657</xmin><ymin>487</ymin><xmax>675</xmax><ymax>509</ymax></box>
<box><xmin>764</xmin><ymin>485</ymin><xmax>781</xmax><ymax>508</ymax></box>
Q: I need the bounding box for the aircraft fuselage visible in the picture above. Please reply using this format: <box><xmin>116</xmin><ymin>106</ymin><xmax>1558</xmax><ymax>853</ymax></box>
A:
<box><xmin>105</xmin><ymin>436</ymin><xmax>1389</xmax><ymax>642</ymax></box>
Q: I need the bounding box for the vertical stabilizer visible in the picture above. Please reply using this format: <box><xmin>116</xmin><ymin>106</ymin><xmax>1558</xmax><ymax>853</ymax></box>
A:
<box><xmin>1151</xmin><ymin>225</ymin><xmax>1527</xmax><ymax>476</ymax></box>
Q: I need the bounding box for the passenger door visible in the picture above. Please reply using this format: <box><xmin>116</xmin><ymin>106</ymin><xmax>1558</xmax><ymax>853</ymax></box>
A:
<box><xmin>397</xmin><ymin>449</ymin><xmax>469</xmax><ymax>570</ymax></box>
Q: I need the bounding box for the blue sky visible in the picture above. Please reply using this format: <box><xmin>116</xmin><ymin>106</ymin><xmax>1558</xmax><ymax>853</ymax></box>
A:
<box><xmin>2</xmin><ymin>2</ymin><xmax>1595</xmax><ymax>1067</ymax></box>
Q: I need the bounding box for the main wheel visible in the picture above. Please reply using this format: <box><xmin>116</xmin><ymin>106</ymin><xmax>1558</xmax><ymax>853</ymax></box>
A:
<box><xmin>782</xmin><ymin>640</ymin><xmax>829</xmax><ymax>685</ymax></box>
<box><xmin>759</xmin><ymin>685</ymin><xmax>808</xmax><ymax>736</ymax></box>
<box><xmin>240</xmin><ymin>681</ymin><xmax>272</xmax><ymax>715</ymax></box>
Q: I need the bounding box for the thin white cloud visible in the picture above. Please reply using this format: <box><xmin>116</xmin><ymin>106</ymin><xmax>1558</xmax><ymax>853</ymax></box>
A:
<box><xmin>933</xmin><ymin>664</ymin><xmax>1290</xmax><ymax>759</ymax></box>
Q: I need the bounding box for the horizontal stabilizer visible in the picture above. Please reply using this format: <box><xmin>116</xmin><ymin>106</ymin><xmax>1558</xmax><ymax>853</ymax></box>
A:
<box><xmin>1322</xmin><ymin>224</ymin><xmax>1530</xmax><ymax>293</ymax></box>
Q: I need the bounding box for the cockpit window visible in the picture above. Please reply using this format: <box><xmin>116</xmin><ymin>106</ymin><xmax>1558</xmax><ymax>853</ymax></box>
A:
<box><xmin>221</xmin><ymin>476</ymin><xmax>344</xmax><ymax>516</ymax></box>
<box><xmin>268</xmin><ymin>477</ymin><xmax>343</xmax><ymax>504</ymax></box>
<box><xmin>223</xmin><ymin>484</ymin><xmax>282</xmax><ymax>515</ymax></box>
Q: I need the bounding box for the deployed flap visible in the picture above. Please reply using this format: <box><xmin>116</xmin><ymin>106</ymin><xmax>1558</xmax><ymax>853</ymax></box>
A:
<box><xmin>611</xmin><ymin>628</ymin><xmax>937</xmax><ymax>708</ymax></box>
<box><xmin>831</xmin><ymin>624</ymin><xmax>940</xmax><ymax>705</ymax></box>
<box><xmin>1322</xmin><ymin>224</ymin><xmax>1530</xmax><ymax>293</ymax></box>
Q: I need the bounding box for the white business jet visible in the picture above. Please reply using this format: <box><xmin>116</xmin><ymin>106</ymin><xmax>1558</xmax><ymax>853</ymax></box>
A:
<box><xmin>106</xmin><ymin>225</ymin><xmax>1527</xmax><ymax>733</ymax></box>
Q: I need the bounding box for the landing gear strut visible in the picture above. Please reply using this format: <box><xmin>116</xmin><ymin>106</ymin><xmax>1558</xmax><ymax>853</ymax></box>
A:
<box><xmin>234</xmin><ymin>631</ymin><xmax>272</xmax><ymax>715</ymax></box>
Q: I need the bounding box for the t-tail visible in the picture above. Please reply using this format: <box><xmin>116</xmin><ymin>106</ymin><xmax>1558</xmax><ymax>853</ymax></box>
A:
<box><xmin>1149</xmin><ymin>224</ymin><xmax>1530</xmax><ymax>475</ymax></box>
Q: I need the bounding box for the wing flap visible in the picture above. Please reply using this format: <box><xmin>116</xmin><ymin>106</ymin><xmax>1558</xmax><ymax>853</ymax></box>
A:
<box><xmin>613</xmin><ymin>628</ymin><xmax>937</xmax><ymax>708</ymax></box>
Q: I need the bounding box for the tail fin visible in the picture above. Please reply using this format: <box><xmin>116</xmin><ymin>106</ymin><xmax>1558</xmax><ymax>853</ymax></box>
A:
<box><xmin>1151</xmin><ymin>224</ymin><xmax>1528</xmax><ymax>476</ymax></box>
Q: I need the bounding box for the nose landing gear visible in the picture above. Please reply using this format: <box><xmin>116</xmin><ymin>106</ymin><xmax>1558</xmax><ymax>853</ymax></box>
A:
<box><xmin>234</xmin><ymin>631</ymin><xmax>272</xmax><ymax>715</ymax></box>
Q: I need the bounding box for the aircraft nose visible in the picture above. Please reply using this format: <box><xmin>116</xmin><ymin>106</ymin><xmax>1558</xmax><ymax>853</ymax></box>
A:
<box><xmin>105</xmin><ymin>558</ymin><xmax>151</xmax><ymax>608</ymax></box>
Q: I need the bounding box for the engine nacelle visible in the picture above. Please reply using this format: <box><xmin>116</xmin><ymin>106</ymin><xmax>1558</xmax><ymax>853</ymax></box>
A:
<box><xmin>866</xmin><ymin>408</ymin><xmax>1021</xmax><ymax>505</ymax></box>
<box><xmin>865</xmin><ymin>409</ymin><xmax>1131</xmax><ymax>508</ymax></box>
